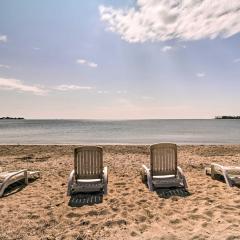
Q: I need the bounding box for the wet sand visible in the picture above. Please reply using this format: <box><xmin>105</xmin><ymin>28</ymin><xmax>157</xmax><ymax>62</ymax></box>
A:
<box><xmin>1</xmin><ymin>145</ymin><xmax>240</xmax><ymax>240</ymax></box>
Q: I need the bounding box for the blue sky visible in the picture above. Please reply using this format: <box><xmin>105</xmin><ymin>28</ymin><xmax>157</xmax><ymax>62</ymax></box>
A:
<box><xmin>0</xmin><ymin>0</ymin><xmax>240</xmax><ymax>119</ymax></box>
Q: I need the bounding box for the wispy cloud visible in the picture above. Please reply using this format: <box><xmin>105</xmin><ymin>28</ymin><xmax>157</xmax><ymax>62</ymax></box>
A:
<box><xmin>141</xmin><ymin>96</ymin><xmax>154</xmax><ymax>100</ymax></box>
<box><xmin>97</xmin><ymin>90</ymin><xmax>109</xmax><ymax>94</ymax></box>
<box><xmin>0</xmin><ymin>35</ymin><xmax>7</xmax><ymax>43</ymax></box>
<box><xmin>0</xmin><ymin>78</ymin><xmax>94</xmax><ymax>95</ymax></box>
<box><xmin>233</xmin><ymin>58</ymin><xmax>240</xmax><ymax>63</ymax></box>
<box><xmin>161</xmin><ymin>46</ymin><xmax>173</xmax><ymax>52</ymax></box>
<box><xmin>0</xmin><ymin>64</ymin><xmax>10</xmax><ymax>69</ymax></box>
<box><xmin>116</xmin><ymin>90</ymin><xmax>127</xmax><ymax>94</ymax></box>
<box><xmin>76</xmin><ymin>59</ymin><xmax>98</xmax><ymax>68</ymax></box>
<box><xmin>54</xmin><ymin>84</ymin><xmax>92</xmax><ymax>91</ymax></box>
<box><xmin>0</xmin><ymin>78</ymin><xmax>47</xmax><ymax>95</ymax></box>
<box><xmin>100</xmin><ymin>1</ymin><xmax>240</xmax><ymax>43</ymax></box>
<box><xmin>33</xmin><ymin>47</ymin><xmax>40</xmax><ymax>51</ymax></box>
<box><xmin>196</xmin><ymin>72</ymin><xmax>206</xmax><ymax>78</ymax></box>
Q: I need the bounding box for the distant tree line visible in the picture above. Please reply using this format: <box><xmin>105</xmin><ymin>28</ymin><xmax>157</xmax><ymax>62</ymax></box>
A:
<box><xmin>0</xmin><ymin>117</ymin><xmax>24</xmax><ymax>120</ymax></box>
<box><xmin>215</xmin><ymin>116</ymin><xmax>240</xmax><ymax>119</ymax></box>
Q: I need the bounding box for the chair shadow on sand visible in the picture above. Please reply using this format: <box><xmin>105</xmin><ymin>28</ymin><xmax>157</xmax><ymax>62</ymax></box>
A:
<box><xmin>2</xmin><ymin>178</ymin><xmax>38</xmax><ymax>198</ymax></box>
<box><xmin>155</xmin><ymin>187</ymin><xmax>190</xmax><ymax>199</ymax></box>
<box><xmin>68</xmin><ymin>192</ymin><xmax>103</xmax><ymax>207</ymax></box>
<box><xmin>211</xmin><ymin>174</ymin><xmax>240</xmax><ymax>188</ymax></box>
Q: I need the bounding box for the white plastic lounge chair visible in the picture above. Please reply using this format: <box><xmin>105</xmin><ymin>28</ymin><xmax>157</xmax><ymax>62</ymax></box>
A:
<box><xmin>0</xmin><ymin>169</ymin><xmax>40</xmax><ymax>197</ymax></box>
<box><xmin>67</xmin><ymin>146</ymin><xmax>108</xmax><ymax>196</ymax></box>
<box><xmin>205</xmin><ymin>163</ymin><xmax>240</xmax><ymax>187</ymax></box>
<box><xmin>142</xmin><ymin>143</ymin><xmax>188</xmax><ymax>191</ymax></box>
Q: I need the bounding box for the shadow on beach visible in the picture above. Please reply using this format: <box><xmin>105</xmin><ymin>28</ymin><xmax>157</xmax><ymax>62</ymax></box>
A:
<box><xmin>156</xmin><ymin>187</ymin><xmax>190</xmax><ymax>199</ymax></box>
<box><xmin>2</xmin><ymin>178</ymin><xmax>37</xmax><ymax>198</ymax></box>
<box><xmin>211</xmin><ymin>174</ymin><xmax>240</xmax><ymax>188</ymax></box>
<box><xmin>68</xmin><ymin>192</ymin><xmax>103</xmax><ymax>207</ymax></box>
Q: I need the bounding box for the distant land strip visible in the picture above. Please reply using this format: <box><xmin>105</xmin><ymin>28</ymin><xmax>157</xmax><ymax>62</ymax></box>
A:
<box><xmin>0</xmin><ymin>117</ymin><xmax>24</xmax><ymax>120</ymax></box>
<box><xmin>215</xmin><ymin>116</ymin><xmax>240</xmax><ymax>119</ymax></box>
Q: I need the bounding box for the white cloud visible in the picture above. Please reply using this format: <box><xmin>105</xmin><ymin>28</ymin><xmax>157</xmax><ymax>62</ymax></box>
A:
<box><xmin>0</xmin><ymin>35</ymin><xmax>7</xmax><ymax>43</ymax></box>
<box><xmin>33</xmin><ymin>47</ymin><xmax>40</xmax><ymax>51</ymax></box>
<box><xmin>0</xmin><ymin>78</ymin><xmax>47</xmax><ymax>95</ymax></box>
<box><xmin>97</xmin><ymin>90</ymin><xmax>109</xmax><ymax>94</ymax></box>
<box><xmin>141</xmin><ymin>96</ymin><xmax>154</xmax><ymax>100</ymax></box>
<box><xmin>76</xmin><ymin>59</ymin><xmax>98</xmax><ymax>68</ymax></box>
<box><xmin>233</xmin><ymin>58</ymin><xmax>240</xmax><ymax>63</ymax></box>
<box><xmin>0</xmin><ymin>64</ymin><xmax>10</xmax><ymax>69</ymax></box>
<box><xmin>0</xmin><ymin>77</ymin><xmax>94</xmax><ymax>95</ymax></box>
<box><xmin>161</xmin><ymin>46</ymin><xmax>173</xmax><ymax>52</ymax></box>
<box><xmin>54</xmin><ymin>85</ymin><xmax>92</xmax><ymax>91</ymax></box>
<box><xmin>99</xmin><ymin>0</ymin><xmax>240</xmax><ymax>43</ymax></box>
<box><xmin>117</xmin><ymin>90</ymin><xmax>127</xmax><ymax>94</ymax></box>
<box><xmin>196</xmin><ymin>72</ymin><xmax>206</xmax><ymax>78</ymax></box>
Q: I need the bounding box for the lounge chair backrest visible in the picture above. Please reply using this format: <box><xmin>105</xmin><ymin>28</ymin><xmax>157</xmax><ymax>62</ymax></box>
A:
<box><xmin>150</xmin><ymin>143</ymin><xmax>177</xmax><ymax>176</ymax></box>
<box><xmin>74</xmin><ymin>146</ymin><xmax>103</xmax><ymax>179</ymax></box>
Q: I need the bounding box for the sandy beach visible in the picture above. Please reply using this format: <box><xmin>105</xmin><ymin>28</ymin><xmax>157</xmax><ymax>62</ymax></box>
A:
<box><xmin>1</xmin><ymin>145</ymin><xmax>240</xmax><ymax>240</ymax></box>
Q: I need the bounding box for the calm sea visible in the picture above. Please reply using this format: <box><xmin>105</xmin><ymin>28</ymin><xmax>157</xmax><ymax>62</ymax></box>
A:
<box><xmin>0</xmin><ymin>119</ymin><xmax>240</xmax><ymax>144</ymax></box>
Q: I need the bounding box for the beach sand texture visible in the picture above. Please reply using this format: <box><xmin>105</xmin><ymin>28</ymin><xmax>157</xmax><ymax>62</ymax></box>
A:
<box><xmin>1</xmin><ymin>145</ymin><xmax>240</xmax><ymax>240</ymax></box>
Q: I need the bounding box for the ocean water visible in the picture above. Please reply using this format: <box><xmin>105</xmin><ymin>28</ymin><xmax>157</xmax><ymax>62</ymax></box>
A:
<box><xmin>0</xmin><ymin>119</ymin><xmax>240</xmax><ymax>144</ymax></box>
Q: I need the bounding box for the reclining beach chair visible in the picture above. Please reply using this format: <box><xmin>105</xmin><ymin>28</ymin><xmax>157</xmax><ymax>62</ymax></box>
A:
<box><xmin>205</xmin><ymin>163</ymin><xmax>240</xmax><ymax>187</ymax></box>
<box><xmin>142</xmin><ymin>143</ymin><xmax>188</xmax><ymax>191</ymax></box>
<box><xmin>67</xmin><ymin>146</ymin><xmax>108</xmax><ymax>196</ymax></box>
<box><xmin>0</xmin><ymin>169</ymin><xmax>40</xmax><ymax>197</ymax></box>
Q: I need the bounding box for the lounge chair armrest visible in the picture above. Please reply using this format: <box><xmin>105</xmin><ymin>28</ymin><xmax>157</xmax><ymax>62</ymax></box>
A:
<box><xmin>103</xmin><ymin>167</ymin><xmax>108</xmax><ymax>195</ymax></box>
<box><xmin>4</xmin><ymin>169</ymin><xmax>28</xmax><ymax>184</ymax></box>
<box><xmin>177</xmin><ymin>166</ymin><xmax>188</xmax><ymax>190</ymax></box>
<box><xmin>142</xmin><ymin>164</ymin><xmax>150</xmax><ymax>173</ymax></box>
<box><xmin>103</xmin><ymin>166</ymin><xmax>108</xmax><ymax>183</ymax></box>
<box><xmin>142</xmin><ymin>165</ymin><xmax>153</xmax><ymax>191</ymax></box>
<box><xmin>67</xmin><ymin>170</ymin><xmax>75</xmax><ymax>196</ymax></box>
<box><xmin>177</xmin><ymin>166</ymin><xmax>185</xmax><ymax>178</ymax></box>
<box><xmin>211</xmin><ymin>163</ymin><xmax>224</xmax><ymax>169</ymax></box>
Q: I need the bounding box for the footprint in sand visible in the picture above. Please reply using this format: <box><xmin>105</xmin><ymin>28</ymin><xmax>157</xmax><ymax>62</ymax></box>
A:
<box><xmin>226</xmin><ymin>236</ymin><xmax>240</xmax><ymax>240</ymax></box>
<box><xmin>190</xmin><ymin>234</ymin><xmax>208</xmax><ymax>240</ymax></box>
<box><xmin>99</xmin><ymin>209</ymin><xmax>110</xmax><ymax>215</ymax></box>
<box><xmin>201</xmin><ymin>222</ymin><xmax>208</xmax><ymax>228</ymax></box>
<box><xmin>104</xmin><ymin>219</ymin><xmax>127</xmax><ymax>228</ymax></box>
<box><xmin>204</xmin><ymin>210</ymin><xmax>214</xmax><ymax>218</ymax></box>
<box><xmin>66</xmin><ymin>212</ymin><xmax>81</xmax><ymax>218</ymax></box>
<box><xmin>88</xmin><ymin>210</ymin><xmax>98</xmax><ymax>216</ymax></box>
<box><xmin>169</xmin><ymin>218</ymin><xmax>181</xmax><ymax>224</ymax></box>
<box><xmin>134</xmin><ymin>214</ymin><xmax>147</xmax><ymax>223</ymax></box>
<box><xmin>130</xmin><ymin>231</ymin><xmax>139</xmax><ymax>237</ymax></box>
<box><xmin>114</xmin><ymin>182</ymin><xmax>126</xmax><ymax>186</ymax></box>
<box><xmin>137</xmin><ymin>223</ymin><xmax>148</xmax><ymax>233</ymax></box>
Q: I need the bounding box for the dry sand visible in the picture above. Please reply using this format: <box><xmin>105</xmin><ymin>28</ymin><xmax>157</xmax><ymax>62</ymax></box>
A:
<box><xmin>1</xmin><ymin>145</ymin><xmax>240</xmax><ymax>240</ymax></box>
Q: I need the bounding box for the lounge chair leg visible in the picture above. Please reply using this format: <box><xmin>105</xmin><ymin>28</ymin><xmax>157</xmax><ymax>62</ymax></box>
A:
<box><xmin>147</xmin><ymin>175</ymin><xmax>153</xmax><ymax>191</ymax></box>
<box><xmin>142</xmin><ymin>165</ymin><xmax>153</xmax><ymax>191</ymax></box>
<box><xmin>222</xmin><ymin>169</ymin><xmax>233</xmax><ymax>187</ymax></box>
<box><xmin>182</xmin><ymin>176</ymin><xmax>188</xmax><ymax>190</ymax></box>
<box><xmin>177</xmin><ymin>166</ymin><xmax>188</xmax><ymax>190</ymax></box>
<box><xmin>211</xmin><ymin>164</ymin><xmax>234</xmax><ymax>187</ymax></box>
<box><xmin>211</xmin><ymin>165</ymin><xmax>216</xmax><ymax>179</ymax></box>
<box><xmin>24</xmin><ymin>171</ymin><xmax>28</xmax><ymax>185</ymax></box>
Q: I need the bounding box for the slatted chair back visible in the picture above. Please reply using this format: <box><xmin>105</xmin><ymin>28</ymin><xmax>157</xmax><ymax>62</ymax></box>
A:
<box><xmin>74</xmin><ymin>146</ymin><xmax>103</xmax><ymax>179</ymax></box>
<box><xmin>150</xmin><ymin>143</ymin><xmax>177</xmax><ymax>176</ymax></box>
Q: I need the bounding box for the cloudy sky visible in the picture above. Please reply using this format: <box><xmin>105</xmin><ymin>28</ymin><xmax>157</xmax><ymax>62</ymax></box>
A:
<box><xmin>0</xmin><ymin>0</ymin><xmax>240</xmax><ymax>119</ymax></box>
